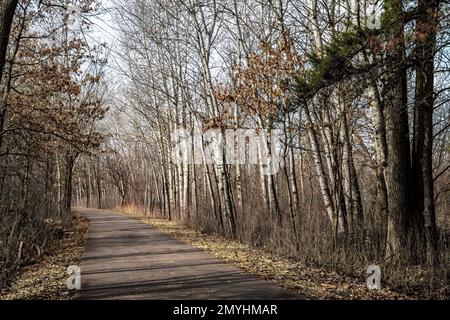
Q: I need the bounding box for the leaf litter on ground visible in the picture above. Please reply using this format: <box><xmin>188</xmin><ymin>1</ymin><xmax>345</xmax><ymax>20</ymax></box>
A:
<box><xmin>0</xmin><ymin>215</ymin><xmax>88</xmax><ymax>300</ymax></box>
<box><xmin>118</xmin><ymin>210</ymin><xmax>416</xmax><ymax>300</ymax></box>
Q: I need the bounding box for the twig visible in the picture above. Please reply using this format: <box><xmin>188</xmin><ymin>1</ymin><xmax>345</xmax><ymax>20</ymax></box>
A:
<box><xmin>17</xmin><ymin>241</ymin><xmax>24</xmax><ymax>263</ymax></box>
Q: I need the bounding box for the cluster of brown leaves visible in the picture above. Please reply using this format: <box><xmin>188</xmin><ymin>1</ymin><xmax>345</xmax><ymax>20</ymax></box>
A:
<box><xmin>118</xmin><ymin>209</ymin><xmax>416</xmax><ymax>300</ymax></box>
<box><xmin>200</xmin><ymin>111</ymin><xmax>234</xmax><ymax>131</ymax></box>
<box><xmin>5</xmin><ymin>0</ymin><xmax>107</xmax><ymax>156</ymax></box>
<box><xmin>215</xmin><ymin>32</ymin><xmax>304</xmax><ymax>122</ymax></box>
<box><xmin>0</xmin><ymin>215</ymin><xmax>87</xmax><ymax>300</ymax></box>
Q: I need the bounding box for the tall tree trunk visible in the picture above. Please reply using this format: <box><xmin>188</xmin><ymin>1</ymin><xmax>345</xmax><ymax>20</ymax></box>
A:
<box><xmin>261</xmin><ymin>130</ymin><xmax>281</xmax><ymax>225</ymax></box>
<box><xmin>63</xmin><ymin>154</ymin><xmax>76</xmax><ymax>228</ymax></box>
<box><xmin>384</xmin><ymin>0</ymin><xmax>412</xmax><ymax>262</ymax></box>
<box><xmin>191</xmin><ymin>163</ymin><xmax>197</xmax><ymax>220</ymax></box>
<box><xmin>413</xmin><ymin>0</ymin><xmax>440</xmax><ymax>267</ymax></box>
<box><xmin>340</xmin><ymin>102</ymin><xmax>364</xmax><ymax>234</ymax></box>
<box><xmin>289</xmin><ymin>139</ymin><xmax>299</xmax><ymax>215</ymax></box>
<box><xmin>283</xmin><ymin>140</ymin><xmax>300</xmax><ymax>250</ymax></box>
<box><xmin>95</xmin><ymin>160</ymin><xmax>102</xmax><ymax>209</ymax></box>
<box><xmin>234</xmin><ymin>106</ymin><xmax>243</xmax><ymax>209</ymax></box>
<box><xmin>0</xmin><ymin>0</ymin><xmax>17</xmax><ymax>82</ymax></box>
<box><xmin>0</xmin><ymin>0</ymin><xmax>26</xmax><ymax>151</ymax></box>
<box><xmin>216</xmin><ymin>145</ymin><xmax>237</xmax><ymax>238</ymax></box>
<box><xmin>308</xmin><ymin>0</ymin><xmax>323</xmax><ymax>51</ymax></box>
<box><xmin>304</xmin><ymin>104</ymin><xmax>336</xmax><ymax>229</ymax></box>
<box><xmin>319</xmin><ymin>107</ymin><xmax>347</xmax><ymax>235</ymax></box>
<box><xmin>368</xmin><ymin>85</ymin><xmax>389</xmax><ymax>229</ymax></box>
<box><xmin>183</xmin><ymin>161</ymin><xmax>189</xmax><ymax>218</ymax></box>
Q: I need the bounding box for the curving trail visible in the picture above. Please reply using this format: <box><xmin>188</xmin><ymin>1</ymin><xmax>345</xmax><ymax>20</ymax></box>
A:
<box><xmin>73</xmin><ymin>208</ymin><xmax>301</xmax><ymax>300</ymax></box>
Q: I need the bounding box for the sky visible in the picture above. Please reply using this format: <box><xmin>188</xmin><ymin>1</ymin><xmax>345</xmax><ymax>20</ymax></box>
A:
<box><xmin>89</xmin><ymin>0</ymin><xmax>118</xmax><ymax>46</ymax></box>
<box><xmin>86</xmin><ymin>0</ymin><xmax>122</xmax><ymax>78</ymax></box>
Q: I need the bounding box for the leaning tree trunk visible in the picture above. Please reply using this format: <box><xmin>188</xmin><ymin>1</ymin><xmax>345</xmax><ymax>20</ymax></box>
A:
<box><xmin>0</xmin><ymin>0</ymin><xmax>18</xmax><ymax>82</ymax></box>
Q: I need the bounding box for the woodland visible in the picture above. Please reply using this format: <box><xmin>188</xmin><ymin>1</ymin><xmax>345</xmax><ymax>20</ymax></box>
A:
<box><xmin>0</xmin><ymin>0</ymin><xmax>449</xmax><ymax>298</ymax></box>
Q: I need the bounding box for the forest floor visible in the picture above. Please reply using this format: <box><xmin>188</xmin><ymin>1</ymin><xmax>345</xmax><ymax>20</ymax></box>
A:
<box><xmin>0</xmin><ymin>215</ymin><xmax>88</xmax><ymax>300</ymax></box>
<box><xmin>1</xmin><ymin>208</ymin><xmax>441</xmax><ymax>300</ymax></box>
<box><xmin>117</xmin><ymin>209</ymin><xmax>417</xmax><ymax>300</ymax></box>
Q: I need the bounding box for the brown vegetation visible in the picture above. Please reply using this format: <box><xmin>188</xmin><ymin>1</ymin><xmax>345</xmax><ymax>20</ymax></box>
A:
<box><xmin>118</xmin><ymin>205</ymin><xmax>424</xmax><ymax>300</ymax></box>
<box><xmin>0</xmin><ymin>0</ymin><xmax>106</xmax><ymax>289</ymax></box>
<box><xmin>73</xmin><ymin>0</ymin><xmax>449</xmax><ymax>299</ymax></box>
<box><xmin>0</xmin><ymin>215</ymin><xmax>88</xmax><ymax>300</ymax></box>
<box><xmin>1</xmin><ymin>0</ymin><xmax>449</xmax><ymax>299</ymax></box>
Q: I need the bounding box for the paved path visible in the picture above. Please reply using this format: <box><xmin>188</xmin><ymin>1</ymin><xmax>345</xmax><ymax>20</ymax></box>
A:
<box><xmin>73</xmin><ymin>208</ymin><xmax>300</xmax><ymax>300</ymax></box>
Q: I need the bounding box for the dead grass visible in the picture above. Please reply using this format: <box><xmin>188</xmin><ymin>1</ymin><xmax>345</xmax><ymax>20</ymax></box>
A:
<box><xmin>118</xmin><ymin>207</ymin><xmax>416</xmax><ymax>300</ymax></box>
<box><xmin>0</xmin><ymin>215</ymin><xmax>88</xmax><ymax>300</ymax></box>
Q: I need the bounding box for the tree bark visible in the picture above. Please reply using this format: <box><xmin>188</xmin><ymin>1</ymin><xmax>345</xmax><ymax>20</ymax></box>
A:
<box><xmin>304</xmin><ymin>104</ymin><xmax>336</xmax><ymax>229</ymax></box>
<box><xmin>0</xmin><ymin>0</ymin><xmax>18</xmax><ymax>83</ymax></box>
<box><xmin>384</xmin><ymin>0</ymin><xmax>412</xmax><ymax>262</ymax></box>
<box><xmin>413</xmin><ymin>0</ymin><xmax>440</xmax><ymax>266</ymax></box>
<box><xmin>368</xmin><ymin>85</ymin><xmax>389</xmax><ymax>227</ymax></box>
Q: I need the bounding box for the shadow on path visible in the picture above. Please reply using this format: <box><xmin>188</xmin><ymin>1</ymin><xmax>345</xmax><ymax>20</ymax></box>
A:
<box><xmin>73</xmin><ymin>208</ymin><xmax>302</xmax><ymax>300</ymax></box>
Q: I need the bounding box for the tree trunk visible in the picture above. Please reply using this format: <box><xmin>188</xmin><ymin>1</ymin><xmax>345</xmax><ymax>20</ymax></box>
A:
<box><xmin>63</xmin><ymin>154</ymin><xmax>76</xmax><ymax>228</ymax></box>
<box><xmin>340</xmin><ymin>103</ymin><xmax>364</xmax><ymax>234</ymax></box>
<box><xmin>384</xmin><ymin>0</ymin><xmax>412</xmax><ymax>262</ymax></box>
<box><xmin>368</xmin><ymin>85</ymin><xmax>389</xmax><ymax>229</ymax></box>
<box><xmin>413</xmin><ymin>0</ymin><xmax>440</xmax><ymax>267</ymax></box>
<box><xmin>304</xmin><ymin>104</ymin><xmax>336</xmax><ymax>228</ymax></box>
<box><xmin>0</xmin><ymin>0</ymin><xmax>18</xmax><ymax>82</ymax></box>
<box><xmin>95</xmin><ymin>161</ymin><xmax>102</xmax><ymax>209</ymax></box>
